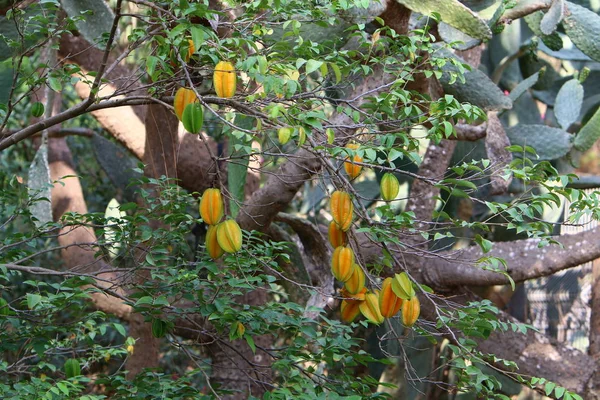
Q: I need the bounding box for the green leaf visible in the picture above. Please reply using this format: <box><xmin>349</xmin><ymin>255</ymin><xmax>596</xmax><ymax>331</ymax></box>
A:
<box><xmin>26</xmin><ymin>293</ymin><xmax>42</xmax><ymax>309</ymax></box>
<box><xmin>113</xmin><ymin>323</ymin><xmax>126</xmax><ymax>337</ymax></box>
<box><xmin>563</xmin><ymin>2</ymin><xmax>600</xmax><ymax>62</ymax></box>
<box><xmin>474</xmin><ymin>234</ymin><xmax>492</xmax><ymax>253</ymax></box>
<box><xmin>506</xmin><ymin>124</ymin><xmax>572</xmax><ymax>160</ymax></box>
<box><xmin>554</xmin><ymin>386</ymin><xmax>566</xmax><ymax>398</ymax></box>
<box><xmin>146</xmin><ymin>55</ymin><xmax>159</xmax><ymax>80</ymax></box>
<box><xmin>329</xmin><ymin>62</ymin><xmax>342</xmax><ymax>84</ymax></box>
<box><xmin>395</xmin><ymin>0</ymin><xmax>492</xmax><ymax>40</ymax></box>
<box><xmin>305</xmin><ymin>59</ymin><xmax>323</xmax><ymax>75</ymax></box>
<box><xmin>554</xmin><ymin>79</ymin><xmax>583</xmax><ymax>130</ymax></box>
<box><xmin>545</xmin><ymin>382</ymin><xmax>556</xmax><ymax>396</ymax></box>
<box><xmin>245</xmin><ymin>335</ymin><xmax>256</xmax><ymax>354</ymax></box>
<box><xmin>60</xmin><ymin>0</ymin><xmax>116</xmax><ymax>49</ymax></box>
<box><xmin>27</xmin><ymin>142</ymin><xmax>52</xmax><ymax>228</ymax></box>
<box><xmin>48</xmin><ymin>76</ymin><xmax>62</xmax><ymax>92</ymax></box>
<box><xmin>56</xmin><ymin>382</ymin><xmax>69</xmax><ymax>396</ymax></box>
<box><xmin>133</xmin><ymin>296</ymin><xmax>153</xmax><ymax>307</ymax></box>
<box><xmin>573</xmin><ymin>105</ymin><xmax>600</xmax><ymax>151</ymax></box>
<box><xmin>326</xmin><ymin>128</ymin><xmax>335</xmax><ymax>144</ymax></box>
<box><xmin>190</xmin><ymin>25</ymin><xmax>205</xmax><ymax>53</ymax></box>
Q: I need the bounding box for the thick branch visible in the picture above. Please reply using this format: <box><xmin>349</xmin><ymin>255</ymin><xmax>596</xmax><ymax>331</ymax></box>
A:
<box><xmin>424</xmin><ymin>226</ymin><xmax>600</xmax><ymax>287</ymax></box>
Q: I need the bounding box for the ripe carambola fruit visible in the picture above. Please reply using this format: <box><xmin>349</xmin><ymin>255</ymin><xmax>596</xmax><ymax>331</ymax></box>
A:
<box><xmin>340</xmin><ymin>299</ymin><xmax>361</xmax><ymax>322</ymax></box>
<box><xmin>330</xmin><ymin>190</ymin><xmax>353</xmax><ymax>231</ymax></box>
<box><xmin>182</xmin><ymin>102</ymin><xmax>204</xmax><ymax>134</ymax></box>
<box><xmin>205</xmin><ymin>225</ymin><xmax>224</xmax><ymax>259</ymax></box>
<box><xmin>379</xmin><ymin>277</ymin><xmax>403</xmax><ymax>318</ymax></box>
<box><xmin>380</xmin><ymin>172</ymin><xmax>400</xmax><ymax>202</ymax></box>
<box><xmin>214</xmin><ymin>61</ymin><xmax>237</xmax><ymax>98</ymax></box>
<box><xmin>328</xmin><ymin>220</ymin><xmax>347</xmax><ymax>248</ymax></box>
<box><xmin>216</xmin><ymin>219</ymin><xmax>243</xmax><ymax>253</ymax></box>
<box><xmin>359</xmin><ymin>292</ymin><xmax>385</xmax><ymax>325</ymax></box>
<box><xmin>402</xmin><ymin>296</ymin><xmax>420</xmax><ymax>327</ymax></box>
<box><xmin>344</xmin><ymin>265</ymin><xmax>365</xmax><ymax>295</ymax></box>
<box><xmin>344</xmin><ymin>143</ymin><xmax>363</xmax><ymax>180</ymax></box>
<box><xmin>174</xmin><ymin>87</ymin><xmax>198</xmax><ymax>121</ymax></box>
<box><xmin>200</xmin><ymin>188</ymin><xmax>224</xmax><ymax>225</ymax></box>
<box><xmin>331</xmin><ymin>246</ymin><xmax>355</xmax><ymax>282</ymax></box>
<box><xmin>64</xmin><ymin>358</ymin><xmax>81</xmax><ymax>378</ymax></box>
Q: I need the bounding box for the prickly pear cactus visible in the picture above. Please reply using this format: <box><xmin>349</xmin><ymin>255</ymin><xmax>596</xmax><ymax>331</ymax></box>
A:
<box><xmin>573</xmin><ymin>107</ymin><xmax>600</xmax><ymax>151</ymax></box>
<box><xmin>395</xmin><ymin>0</ymin><xmax>492</xmax><ymax>40</ymax></box>
<box><xmin>437</xmin><ymin>48</ymin><xmax>513</xmax><ymax>111</ymax></box>
<box><xmin>563</xmin><ymin>2</ymin><xmax>600</xmax><ymax>62</ymax></box>
<box><xmin>554</xmin><ymin>79</ymin><xmax>584</xmax><ymax>130</ymax></box>
<box><xmin>506</xmin><ymin>125</ymin><xmax>572</xmax><ymax>160</ymax></box>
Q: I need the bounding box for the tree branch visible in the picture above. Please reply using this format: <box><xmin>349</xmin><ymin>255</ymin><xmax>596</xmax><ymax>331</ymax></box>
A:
<box><xmin>425</xmin><ymin>226</ymin><xmax>600</xmax><ymax>287</ymax></box>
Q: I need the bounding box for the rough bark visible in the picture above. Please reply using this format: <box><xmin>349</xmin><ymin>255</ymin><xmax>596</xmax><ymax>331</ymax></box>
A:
<box><xmin>48</xmin><ymin>137</ymin><xmax>131</xmax><ymax>319</ymax></box>
<box><xmin>206</xmin><ymin>291</ymin><xmax>274</xmax><ymax>400</ymax></box>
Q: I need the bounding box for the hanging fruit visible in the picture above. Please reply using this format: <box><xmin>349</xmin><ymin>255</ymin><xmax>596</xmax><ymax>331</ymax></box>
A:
<box><xmin>216</xmin><ymin>219</ymin><xmax>243</xmax><ymax>253</ymax></box>
<box><xmin>330</xmin><ymin>190</ymin><xmax>353</xmax><ymax>231</ymax></box>
<box><xmin>344</xmin><ymin>143</ymin><xmax>363</xmax><ymax>180</ymax></box>
<box><xmin>174</xmin><ymin>87</ymin><xmax>198</xmax><ymax>121</ymax></box>
<box><xmin>391</xmin><ymin>272</ymin><xmax>416</xmax><ymax>300</ymax></box>
<box><xmin>401</xmin><ymin>296</ymin><xmax>420</xmax><ymax>327</ymax></box>
<box><xmin>64</xmin><ymin>358</ymin><xmax>81</xmax><ymax>378</ymax></box>
<box><xmin>328</xmin><ymin>220</ymin><xmax>347</xmax><ymax>248</ymax></box>
<box><xmin>214</xmin><ymin>61</ymin><xmax>237</xmax><ymax>98</ymax></box>
<box><xmin>151</xmin><ymin>319</ymin><xmax>167</xmax><ymax>338</ymax></box>
<box><xmin>380</xmin><ymin>172</ymin><xmax>400</xmax><ymax>202</ymax></box>
<box><xmin>278</xmin><ymin>127</ymin><xmax>293</xmax><ymax>145</ymax></box>
<box><xmin>205</xmin><ymin>225</ymin><xmax>224</xmax><ymax>259</ymax></box>
<box><xmin>344</xmin><ymin>265</ymin><xmax>366</xmax><ymax>295</ymax></box>
<box><xmin>199</xmin><ymin>188</ymin><xmax>224</xmax><ymax>225</ymax></box>
<box><xmin>379</xmin><ymin>277</ymin><xmax>403</xmax><ymax>318</ymax></box>
<box><xmin>182</xmin><ymin>102</ymin><xmax>204</xmax><ymax>134</ymax></box>
<box><xmin>340</xmin><ymin>299</ymin><xmax>361</xmax><ymax>322</ymax></box>
<box><xmin>331</xmin><ymin>246</ymin><xmax>355</xmax><ymax>282</ymax></box>
<box><xmin>359</xmin><ymin>292</ymin><xmax>385</xmax><ymax>325</ymax></box>
<box><xmin>186</xmin><ymin>39</ymin><xmax>195</xmax><ymax>61</ymax></box>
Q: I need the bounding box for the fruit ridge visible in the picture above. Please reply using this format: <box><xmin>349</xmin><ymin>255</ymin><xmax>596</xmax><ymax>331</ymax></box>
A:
<box><xmin>330</xmin><ymin>191</ymin><xmax>353</xmax><ymax>231</ymax></box>
<box><xmin>216</xmin><ymin>219</ymin><xmax>243</xmax><ymax>253</ymax></box>
<box><xmin>199</xmin><ymin>188</ymin><xmax>224</xmax><ymax>225</ymax></box>
<box><xmin>214</xmin><ymin>61</ymin><xmax>237</xmax><ymax>98</ymax></box>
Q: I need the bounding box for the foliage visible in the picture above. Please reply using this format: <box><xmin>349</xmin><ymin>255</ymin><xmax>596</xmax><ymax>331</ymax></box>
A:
<box><xmin>1</xmin><ymin>0</ymin><xmax>600</xmax><ymax>399</ymax></box>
